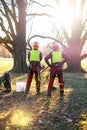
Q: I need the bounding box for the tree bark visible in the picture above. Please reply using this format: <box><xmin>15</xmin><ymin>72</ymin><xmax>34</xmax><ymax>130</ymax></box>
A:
<box><xmin>12</xmin><ymin>0</ymin><xmax>27</xmax><ymax>73</ymax></box>
<box><xmin>65</xmin><ymin>43</ymin><xmax>82</xmax><ymax>72</ymax></box>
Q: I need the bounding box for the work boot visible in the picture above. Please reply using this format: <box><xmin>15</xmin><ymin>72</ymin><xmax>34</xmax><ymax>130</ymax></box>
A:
<box><xmin>60</xmin><ymin>90</ymin><xmax>64</xmax><ymax>97</ymax></box>
<box><xmin>47</xmin><ymin>90</ymin><xmax>51</xmax><ymax>97</ymax></box>
<box><xmin>36</xmin><ymin>88</ymin><xmax>40</xmax><ymax>95</ymax></box>
<box><xmin>25</xmin><ymin>86</ymin><xmax>30</xmax><ymax>94</ymax></box>
<box><xmin>22</xmin><ymin>86</ymin><xmax>30</xmax><ymax>100</ymax></box>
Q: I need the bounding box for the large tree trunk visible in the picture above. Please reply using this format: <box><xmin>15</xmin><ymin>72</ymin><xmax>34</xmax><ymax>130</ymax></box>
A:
<box><xmin>12</xmin><ymin>0</ymin><xmax>27</xmax><ymax>73</ymax></box>
<box><xmin>12</xmin><ymin>40</ymin><xmax>27</xmax><ymax>73</ymax></box>
<box><xmin>65</xmin><ymin>42</ymin><xmax>82</xmax><ymax>72</ymax></box>
<box><xmin>66</xmin><ymin>57</ymin><xmax>81</xmax><ymax>72</ymax></box>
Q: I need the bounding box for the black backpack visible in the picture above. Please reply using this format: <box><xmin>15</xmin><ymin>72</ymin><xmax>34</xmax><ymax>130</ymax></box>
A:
<box><xmin>2</xmin><ymin>73</ymin><xmax>11</xmax><ymax>92</ymax></box>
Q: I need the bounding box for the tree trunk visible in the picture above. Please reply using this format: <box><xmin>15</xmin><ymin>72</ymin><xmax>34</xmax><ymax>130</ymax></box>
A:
<box><xmin>11</xmin><ymin>42</ymin><xmax>27</xmax><ymax>73</ymax></box>
<box><xmin>12</xmin><ymin>0</ymin><xmax>27</xmax><ymax>73</ymax></box>
<box><xmin>66</xmin><ymin>57</ymin><xmax>81</xmax><ymax>72</ymax></box>
<box><xmin>65</xmin><ymin>43</ymin><xmax>82</xmax><ymax>72</ymax></box>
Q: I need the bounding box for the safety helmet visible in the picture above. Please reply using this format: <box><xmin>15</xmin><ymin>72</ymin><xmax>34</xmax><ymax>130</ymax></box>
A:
<box><xmin>53</xmin><ymin>43</ymin><xmax>59</xmax><ymax>50</ymax></box>
<box><xmin>33</xmin><ymin>41</ymin><xmax>39</xmax><ymax>49</ymax></box>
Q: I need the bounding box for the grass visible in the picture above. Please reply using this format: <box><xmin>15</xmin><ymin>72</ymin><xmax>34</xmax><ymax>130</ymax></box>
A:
<box><xmin>0</xmin><ymin>58</ymin><xmax>13</xmax><ymax>76</ymax></box>
<box><xmin>0</xmin><ymin>58</ymin><xmax>87</xmax><ymax>130</ymax></box>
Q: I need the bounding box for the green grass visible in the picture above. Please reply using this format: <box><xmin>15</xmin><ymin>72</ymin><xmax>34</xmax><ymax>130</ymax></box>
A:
<box><xmin>0</xmin><ymin>58</ymin><xmax>13</xmax><ymax>75</ymax></box>
<box><xmin>0</xmin><ymin>58</ymin><xmax>87</xmax><ymax>130</ymax></box>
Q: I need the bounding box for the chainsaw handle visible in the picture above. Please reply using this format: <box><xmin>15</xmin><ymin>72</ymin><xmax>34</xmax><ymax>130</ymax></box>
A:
<box><xmin>40</xmin><ymin>66</ymin><xmax>49</xmax><ymax>73</ymax></box>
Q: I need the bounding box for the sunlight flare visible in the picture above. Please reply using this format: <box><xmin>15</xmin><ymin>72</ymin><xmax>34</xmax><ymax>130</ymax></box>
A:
<box><xmin>11</xmin><ymin>109</ymin><xmax>33</xmax><ymax>126</ymax></box>
<box><xmin>58</xmin><ymin>0</ymin><xmax>73</xmax><ymax>25</ymax></box>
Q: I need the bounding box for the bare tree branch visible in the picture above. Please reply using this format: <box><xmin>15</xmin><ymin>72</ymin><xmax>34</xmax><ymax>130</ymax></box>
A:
<box><xmin>27</xmin><ymin>13</ymin><xmax>54</xmax><ymax>18</ymax></box>
<box><xmin>27</xmin><ymin>34</ymin><xmax>68</xmax><ymax>49</ymax></box>
<box><xmin>80</xmin><ymin>53</ymin><xmax>87</xmax><ymax>60</ymax></box>
<box><xmin>30</xmin><ymin>0</ymin><xmax>54</xmax><ymax>8</ymax></box>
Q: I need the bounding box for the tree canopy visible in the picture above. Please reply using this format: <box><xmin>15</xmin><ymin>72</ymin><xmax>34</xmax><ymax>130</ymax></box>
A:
<box><xmin>0</xmin><ymin>0</ymin><xmax>87</xmax><ymax>72</ymax></box>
